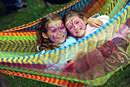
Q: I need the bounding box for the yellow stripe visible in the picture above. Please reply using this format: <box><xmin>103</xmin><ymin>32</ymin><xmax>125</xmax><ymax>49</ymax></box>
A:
<box><xmin>50</xmin><ymin>52</ymin><xmax>54</xmax><ymax>61</ymax></box>
<box><xmin>54</xmin><ymin>50</ymin><xmax>59</xmax><ymax>63</ymax></box>
<box><xmin>92</xmin><ymin>34</ymin><xmax>98</xmax><ymax>50</ymax></box>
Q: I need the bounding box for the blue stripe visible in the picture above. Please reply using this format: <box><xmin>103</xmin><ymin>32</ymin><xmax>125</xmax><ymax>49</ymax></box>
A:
<box><xmin>4</xmin><ymin>2</ymin><xmax>130</xmax><ymax>65</ymax></box>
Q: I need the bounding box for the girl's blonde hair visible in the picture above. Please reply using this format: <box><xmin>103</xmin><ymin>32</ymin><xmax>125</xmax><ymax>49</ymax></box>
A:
<box><xmin>37</xmin><ymin>14</ymin><xmax>62</xmax><ymax>52</ymax></box>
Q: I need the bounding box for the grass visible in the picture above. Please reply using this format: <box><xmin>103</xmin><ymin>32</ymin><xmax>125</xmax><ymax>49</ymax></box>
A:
<box><xmin>3</xmin><ymin>73</ymin><xmax>61</xmax><ymax>87</ymax></box>
<box><xmin>0</xmin><ymin>0</ymin><xmax>75</xmax><ymax>31</ymax></box>
<box><xmin>0</xmin><ymin>0</ymin><xmax>130</xmax><ymax>87</ymax></box>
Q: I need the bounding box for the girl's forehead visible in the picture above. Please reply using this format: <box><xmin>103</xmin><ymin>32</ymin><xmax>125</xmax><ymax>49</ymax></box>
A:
<box><xmin>48</xmin><ymin>20</ymin><xmax>63</xmax><ymax>26</ymax></box>
<box><xmin>67</xmin><ymin>16</ymin><xmax>80</xmax><ymax>20</ymax></box>
<box><xmin>65</xmin><ymin>16</ymin><xmax>82</xmax><ymax>25</ymax></box>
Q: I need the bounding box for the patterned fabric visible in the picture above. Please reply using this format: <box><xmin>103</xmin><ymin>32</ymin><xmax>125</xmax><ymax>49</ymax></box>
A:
<box><xmin>0</xmin><ymin>0</ymin><xmax>130</xmax><ymax>87</ymax></box>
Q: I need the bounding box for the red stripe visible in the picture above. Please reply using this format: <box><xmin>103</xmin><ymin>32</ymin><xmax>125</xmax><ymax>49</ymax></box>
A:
<box><xmin>6</xmin><ymin>32</ymin><xmax>9</xmax><ymax>36</ymax></box>
<box><xmin>43</xmin><ymin>76</ymin><xmax>47</xmax><ymax>81</ymax></box>
<box><xmin>19</xmin><ymin>64</ymin><xmax>26</xmax><ymax>70</ymax></box>
<box><xmin>15</xmin><ymin>32</ymin><xmax>19</xmax><ymax>36</ymax></box>
<box><xmin>11</xmin><ymin>32</ymin><xmax>14</xmax><ymax>36</ymax></box>
<box><xmin>9</xmin><ymin>62</ymin><xmax>16</xmax><ymax>69</ymax></box>
<box><xmin>0</xmin><ymin>62</ymin><xmax>6</xmax><ymax>67</ymax></box>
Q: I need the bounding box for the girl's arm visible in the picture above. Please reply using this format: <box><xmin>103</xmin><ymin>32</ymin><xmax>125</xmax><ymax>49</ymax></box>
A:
<box><xmin>87</xmin><ymin>18</ymin><xmax>103</xmax><ymax>28</ymax></box>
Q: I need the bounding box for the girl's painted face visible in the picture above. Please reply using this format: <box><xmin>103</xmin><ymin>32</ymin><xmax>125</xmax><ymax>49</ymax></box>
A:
<box><xmin>65</xmin><ymin>16</ymin><xmax>86</xmax><ymax>37</ymax></box>
<box><xmin>47</xmin><ymin>20</ymin><xmax>67</xmax><ymax>44</ymax></box>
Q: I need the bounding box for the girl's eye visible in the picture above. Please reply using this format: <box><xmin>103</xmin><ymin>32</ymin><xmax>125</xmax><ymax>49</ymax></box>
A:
<box><xmin>69</xmin><ymin>27</ymin><xmax>73</xmax><ymax>30</ymax></box>
<box><xmin>75</xmin><ymin>21</ymin><xmax>79</xmax><ymax>24</ymax></box>
<box><xmin>60</xmin><ymin>26</ymin><xmax>64</xmax><ymax>30</ymax></box>
<box><xmin>52</xmin><ymin>29</ymin><xmax>57</xmax><ymax>32</ymax></box>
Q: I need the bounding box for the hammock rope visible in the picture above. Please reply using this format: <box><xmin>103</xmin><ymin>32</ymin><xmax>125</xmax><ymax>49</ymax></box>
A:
<box><xmin>0</xmin><ymin>0</ymin><xmax>130</xmax><ymax>87</ymax></box>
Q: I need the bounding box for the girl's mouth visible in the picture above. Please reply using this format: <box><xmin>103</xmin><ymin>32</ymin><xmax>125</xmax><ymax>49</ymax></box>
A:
<box><xmin>76</xmin><ymin>28</ymin><xmax>82</xmax><ymax>33</ymax></box>
<box><xmin>57</xmin><ymin>35</ymin><xmax>65</xmax><ymax>39</ymax></box>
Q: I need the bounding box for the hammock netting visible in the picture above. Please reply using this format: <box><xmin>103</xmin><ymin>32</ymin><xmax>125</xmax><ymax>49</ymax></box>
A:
<box><xmin>0</xmin><ymin>0</ymin><xmax>130</xmax><ymax>86</ymax></box>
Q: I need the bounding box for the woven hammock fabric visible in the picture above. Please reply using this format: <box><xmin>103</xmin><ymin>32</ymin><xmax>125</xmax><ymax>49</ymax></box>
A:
<box><xmin>0</xmin><ymin>0</ymin><xmax>130</xmax><ymax>87</ymax></box>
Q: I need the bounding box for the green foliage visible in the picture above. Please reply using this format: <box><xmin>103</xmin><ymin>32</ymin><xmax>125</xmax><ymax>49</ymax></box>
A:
<box><xmin>101</xmin><ymin>64</ymin><xmax>130</xmax><ymax>87</ymax></box>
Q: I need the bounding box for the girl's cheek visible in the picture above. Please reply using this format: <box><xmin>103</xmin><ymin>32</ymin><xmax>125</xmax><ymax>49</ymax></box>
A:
<box><xmin>61</xmin><ymin>28</ymin><xmax>67</xmax><ymax>34</ymax></box>
<box><xmin>66</xmin><ymin>26</ymin><xmax>77</xmax><ymax>37</ymax></box>
<box><xmin>77</xmin><ymin>23</ymin><xmax>86</xmax><ymax>30</ymax></box>
<box><xmin>52</xmin><ymin>35</ymin><xmax>56</xmax><ymax>41</ymax></box>
<box><xmin>51</xmin><ymin>29</ymin><xmax>67</xmax><ymax>43</ymax></box>
<box><xmin>70</xmin><ymin>29</ymin><xmax>77</xmax><ymax>37</ymax></box>
<box><xmin>64</xmin><ymin>29</ymin><xmax>67</xmax><ymax>38</ymax></box>
<box><xmin>51</xmin><ymin>33</ymin><xmax>58</xmax><ymax>42</ymax></box>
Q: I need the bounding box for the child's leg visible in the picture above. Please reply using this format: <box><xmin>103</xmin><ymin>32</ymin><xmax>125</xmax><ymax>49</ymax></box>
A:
<box><xmin>104</xmin><ymin>46</ymin><xmax>130</xmax><ymax>73</ymax></box>
<box><xmin>73</xmin><ymin>49</ymin><xmax>106</xmax><ymax>80</ymax></box>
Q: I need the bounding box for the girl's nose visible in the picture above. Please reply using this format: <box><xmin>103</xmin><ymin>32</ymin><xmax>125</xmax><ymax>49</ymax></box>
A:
<box><xmin>57</xmin><ymin>30</ymin><xmax>62</xmax><ymax>34</ymax></box>
<box><xmin>75</xmin><ymin>25</ymin><xmax>79</xmax><ymax>30</ymax></box>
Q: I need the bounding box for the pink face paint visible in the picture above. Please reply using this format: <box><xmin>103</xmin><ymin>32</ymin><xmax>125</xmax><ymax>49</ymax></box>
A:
<box><xmin>72</xmin><ymin>17</ymin><xmax>86</xmax><ymax>30</ymax></box>
<box><xmin>66</xmin><ymin>23</ymin><xmax>77</xmax><ymax>37</ymax></box>
<box><xmin>49</xmin><ymin>22</ymin><xmax>67</xmax><ymax>43</ymax></box>
<box><xmin>66</xmin><ymin>17</ymin><xmax>86</xmax><ymax>37</ymax></box>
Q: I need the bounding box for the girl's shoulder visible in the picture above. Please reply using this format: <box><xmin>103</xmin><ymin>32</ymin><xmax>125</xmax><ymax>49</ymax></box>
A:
<box><xmin>97</xmin><ymin>15</ymin><xmax>110</xmax><ymax>20</ymax></box>
<box><xmin>67</xmin><ymin>36</ymin><xmax>76</xmax><ymax>39</ymax></box>
<box><xmin>66</xmin><ymin>36</ymin><xmax>77</xmax><ymax>42</ymax></box>
<box><xmin>59</xmin><ymin>36</ymin><xmax>77</xmax><ymax>47</ymax></box>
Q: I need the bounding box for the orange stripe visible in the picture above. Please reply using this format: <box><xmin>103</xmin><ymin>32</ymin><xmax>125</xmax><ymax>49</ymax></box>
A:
<box><xmin>55</xmin><ymin>78</ymin><xmax>59</xmax><ymax>84</ymax></box>
<box><xmin>0</xmin><ymin>70</ymin><xmax>89</xmax><ymax>86</ymax></box>
<box><xmin>5</xmin><ymin>21</ymin><xmax>40</xmax><ymax>32</ymax></box>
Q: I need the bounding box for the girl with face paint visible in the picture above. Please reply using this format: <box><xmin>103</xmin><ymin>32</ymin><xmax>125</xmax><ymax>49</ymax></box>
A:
<box><xmin>36</xmin><ymin>14</ymin><xmax>77</xmax><ymax>72</ymax></box>
<box><xmin>62</xmin><ymin>10</ymin><xmax>130</xmax><ymax>76</ymax></box>
<box><xmin>37</xmin><ymin>14</ymin><xmax>76</xmax><ymax>53</ymax></box>
<box><xmin>62</xmin><ymin>10</ymin><xmax>108</xmax><ymax>75</ymax></box>
<box><xmin>63</xmin><ymin>10</ymin><xmax>107</xmax><ymax>39</ymax></box>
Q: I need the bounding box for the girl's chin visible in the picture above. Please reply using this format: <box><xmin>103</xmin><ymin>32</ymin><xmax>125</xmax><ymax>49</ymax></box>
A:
<box><xmin>77</xmin><ymin>33</ymin><xmax>85</xmax><ymax>38</ymax></box>
<box><xmin>77</xmin><ymin>31</ymin><xmax>85</xmax><ymax>38</ymax></box>
<box><xmin>57</xmin><ymin>38</ymin><xmax>66</xmax><ymax>44</ymax></box>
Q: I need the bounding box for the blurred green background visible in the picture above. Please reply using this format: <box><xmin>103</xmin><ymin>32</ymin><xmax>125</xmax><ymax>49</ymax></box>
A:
<box><xmin>0</xmin><ymin>0</ymin><xmax>130</xmax><ymax>87</ymax></box>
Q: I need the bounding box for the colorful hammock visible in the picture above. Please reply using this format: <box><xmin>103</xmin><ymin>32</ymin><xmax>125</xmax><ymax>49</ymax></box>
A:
<box><xmin>0</xmin><ymin>0</ymin><xmax>130</xmax><ymax>87</ymax></box>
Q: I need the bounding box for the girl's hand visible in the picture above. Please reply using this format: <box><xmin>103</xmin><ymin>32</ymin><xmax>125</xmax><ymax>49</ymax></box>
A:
<box><xmin>87</xmin><ymin>18</ymin><xmax>103</xmax><ymax>28</ymax></box>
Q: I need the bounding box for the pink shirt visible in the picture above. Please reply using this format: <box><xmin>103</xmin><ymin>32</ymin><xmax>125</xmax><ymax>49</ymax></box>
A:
<box><xmin>85</xmin><ymin>15</ymin><xmax>110</xmax><ymax>36</ymax></box>
<box><xmin>85</xmin><ymin>15</ymin><xmax>130</xmax><ymax>40</ymax></box>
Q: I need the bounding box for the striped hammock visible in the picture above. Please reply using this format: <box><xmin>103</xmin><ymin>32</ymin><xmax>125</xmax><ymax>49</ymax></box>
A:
<box><xmin>0</xmin><ymin>0</ymin><xmax>130</xmax><ymax>87</ymax></box>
